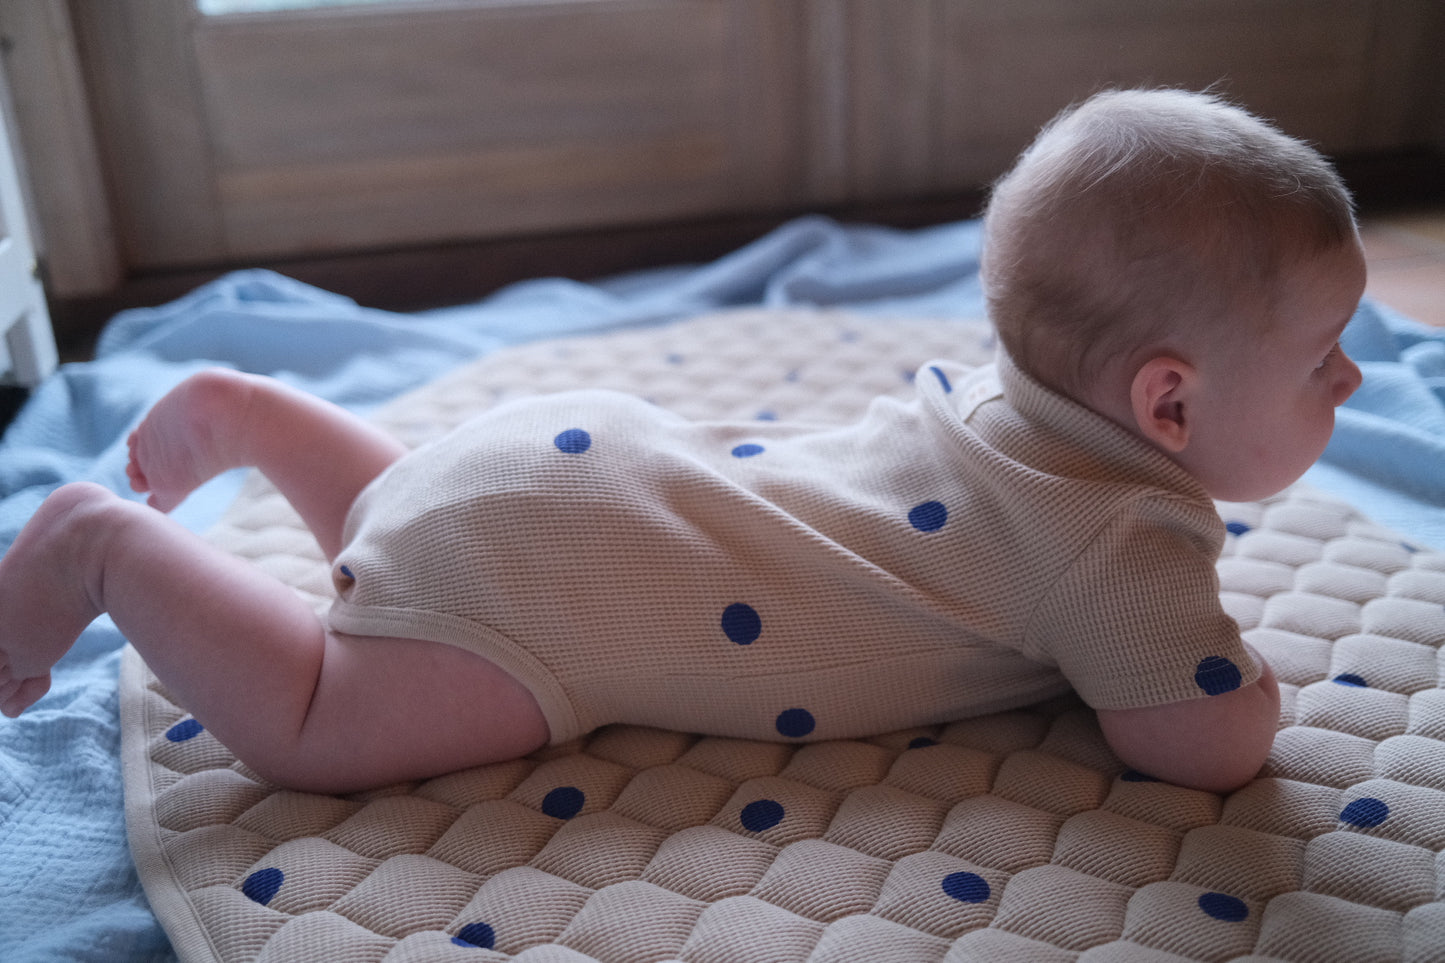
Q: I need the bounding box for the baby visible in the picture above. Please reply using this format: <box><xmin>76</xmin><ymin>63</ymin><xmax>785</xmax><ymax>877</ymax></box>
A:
<box><xmin>0</xmin><ymin>89</ymin><xmax>1364</xmax><ymax>795</ymax></box>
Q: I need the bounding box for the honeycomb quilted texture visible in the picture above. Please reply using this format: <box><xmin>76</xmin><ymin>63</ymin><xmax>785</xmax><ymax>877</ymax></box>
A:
<box><xmin>120</xmin><ymin>309</ymin><xmax>1445</xmax><ymax>962</ymax></box>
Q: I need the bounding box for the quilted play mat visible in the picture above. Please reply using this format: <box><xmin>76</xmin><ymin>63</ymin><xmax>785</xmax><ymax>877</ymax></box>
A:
<box><xmin>121</xmin><ymin>309</ymin><xmax>1445</xmax><ymax>962</ymax></box>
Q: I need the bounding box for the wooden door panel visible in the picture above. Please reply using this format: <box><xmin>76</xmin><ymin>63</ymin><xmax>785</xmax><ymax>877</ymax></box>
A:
<box><xmin>73</xmin><ymin>0</ymin><xmax>807</xmax><ymax>268</ymax></box>
<box><xmin>35</xmin><ymin>0</ymin><xmax>1440</xmax><ymax>292</ymax></box>
<box><xmin>841</xmin><ymin>0</ymin><xmax>1399</xmax><ymax>199</ymax></box>
<box><xmin>940</xmin><ymin>0</ymin><xmax>1379</xmax><ymax>186</ymax></box>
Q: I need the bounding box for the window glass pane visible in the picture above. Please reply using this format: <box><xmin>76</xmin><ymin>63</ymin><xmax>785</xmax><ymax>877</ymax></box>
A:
<box><xmin>198</xmin><ymin>0</ymin><xmax>433</xmax><ymax>14</ymax></box>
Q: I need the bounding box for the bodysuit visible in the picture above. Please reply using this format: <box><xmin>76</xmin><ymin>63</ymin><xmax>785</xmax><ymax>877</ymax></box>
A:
<box><xmin>329</xmin><ymin>354</ymin><xmax>1258</xmax><ymax>744</ymax></box>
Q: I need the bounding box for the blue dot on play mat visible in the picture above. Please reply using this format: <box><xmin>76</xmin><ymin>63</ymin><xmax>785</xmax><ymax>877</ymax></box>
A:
<box><xmin>942</xmin><ymin>871</ymin><xmax>990</xmax><ymax>903</ymax></box>
<box><xmin>909</xmin><ymin>501</ymin><xmax>948</xmax><ymax>532</ymax></box>
<box><xmin>1333</xmin><ymin>674</ymin><xmax>1368</xmax><ymax>687</ymax></box>
<box><xmin>1194</xmin><ymin>656</ymin><xmax>1243</xmax><ymax>696</ymax></box>
<box><xmin>1198</xmin><ymin>892</ymin><xmax>1248</xmax><ymax>922</ymax></box>
<box><xmin>721</xmin><ymin>603</ymin><xmax>762</xmax><ymax>645</ymax></box>
<box><xmin>732</xmin><ymin>443</ymin><xmax>765</xmax><ymax>458</ymax></box>
<box><xmin>740</xmin><ymin>799</ymin><xmax>785</xmax><ymax>832</ymax></box>
<box><xmin>776</xmin><ymin>708</ymin><xmax>815</xmax><ymax>739</ymax></box>
<box><xmin>241</xmin><ymin>867</ymin><xmax>284</xmax><ymax>906</ymax></box>
<box><xmin>1341</xmin><ymin>797</ymin><xmax>1390</xmax><ymax>828</ymax></box>
<box><xmin>1225</xmin><ymin>521</ymin><xmax>1251</xmax><ymax>536</ymax></box>
<box><xmin>542</xmin><ymin>786</ymin><xmax>585</xmax><ymax>820</ymax></box>
<box><xmin>553</xmin><ymin>428</ymin><xmax>591</xmax><ymax>454</ymax></box>
<box><xmin>165</xmin><ymin>719</ymin><xmax>204</xmax><ymax>742</ymax></box>
<box><xmin>452</xmin><ymin>922</ymin><xmax>496</xmax><ymax>949</ymax></box>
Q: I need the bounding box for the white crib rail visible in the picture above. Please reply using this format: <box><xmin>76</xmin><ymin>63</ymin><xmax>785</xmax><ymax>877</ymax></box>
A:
<box><xmin>0</xmin><ymin>65</ymin><xmax>57</xmax><ymax>388</ymax></box>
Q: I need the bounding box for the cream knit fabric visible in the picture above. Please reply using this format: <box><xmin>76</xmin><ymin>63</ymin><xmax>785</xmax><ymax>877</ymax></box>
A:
<box><xmin>329</xmin><ymin>353</ymin><xmax>1257</xmax><ymax>744</ymax></box>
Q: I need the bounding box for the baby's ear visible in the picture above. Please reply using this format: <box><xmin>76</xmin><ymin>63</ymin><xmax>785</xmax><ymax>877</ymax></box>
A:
<box><xmin>1129</xmin><ymin>356</ymin><xmax>1196</xmax><ymax>453</ymax></box>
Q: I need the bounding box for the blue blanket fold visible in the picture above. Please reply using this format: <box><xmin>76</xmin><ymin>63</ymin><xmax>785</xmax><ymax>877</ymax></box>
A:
<box><xmin>0</xmin><ymin>216</ymin><xmax>1440</xmax><ymax>961</ymax></box>
<box><xmin>1318</xmin><ymin>301</ymin><xmax>1445</xmax><ymax>549</ymax></box>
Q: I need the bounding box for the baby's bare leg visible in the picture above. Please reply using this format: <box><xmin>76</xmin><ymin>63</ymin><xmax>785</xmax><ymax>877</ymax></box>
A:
<box><xmin>127</xmin><ymin>368</ymin><xmax>408</xmax><ymax>559</ymax></box>
<box><xmin>0</xmin><ymin>483</ymin><xmax>548</xmax><ymax>791</ymax></box>
<box><xmin>0</xmin><ymin>484</ymin><xmax>114</xmax><ymax>714</ymax></box>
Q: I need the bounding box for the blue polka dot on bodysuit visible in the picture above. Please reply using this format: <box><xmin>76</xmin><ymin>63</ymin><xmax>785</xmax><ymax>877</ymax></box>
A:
<box><xmin>165</xmin><ymin>718</ymin><xmax>204</xmax><ymax>742</ymax></box>
<box><xmin>452</xmin><ymin>922</ymin><xmax>496</xmax><ymax>949</ymax></box>
<box><xmin>1194</xmin><ymin>655</ymin><xmax>1243</xmax><ymax>696</ymax></box>
<box><xmin>241</xmin><ymin>867</ymin><xmax>284</xmax><ymax>905</ymax></box>
<box><xmin>721</xmin><ymin>603</ymin><xmax>762</xmax><ymax>645</ymax></box>
<box><xmin>1341</xmin><ymin>797</ymin><xmax>1389</xmax><ymax>828</ymax></box>
<box><xmin>1333</xmin><ymin>673</ymin><xmax>1368</xmax><ymax>687</ymax></box>
<box><xmin>1198</xmin><ymin>892</ymin><xmax>1248</xmax><ymax>922</ymax></box>
<box><xmin>929</xmin><ymin>365</ymin><xmax>953</xmax><ymax>393</ymax></box>
<box><xmin>1225</xmin><ymin>521</ymin><xmax>1251</xmax><ymax>536</ymax></box>
<box><xmin>776</xmin><ymin>708</ymin><xmax>815</xmax><ymax>738</ymax></box>
<box><xmin>542</xmin><ymin>786</ymin><xmax>585</xmax><ymax>820</ymax></box>
<box><xmin>740</xmin><ymin>799</ymin><xmax>784</xmax><ymax>832</ymax></box>
<box><xmin>942</xmin><ymin>871</ymin><xmax>990</xmax><ymax>903</ymax></box>
<box><xmin>553</xmin><ymin>428</ymin><xmax>592</xmax><ymax>454</ymax></box>
<box><xmin>732</xmin><ymin>443</ymin><xmax>765</xmax><ymax>458</ymax></box>
<box><xmin>909</xmin><ymin>501</ymin><xmax>948</xmax><ymax>532</ymax></box>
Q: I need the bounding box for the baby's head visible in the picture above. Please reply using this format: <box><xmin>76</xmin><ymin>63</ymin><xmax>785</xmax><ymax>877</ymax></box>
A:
<box><xmin>983</xmin><ymin>88</ymin><xmax>1365</xmax><ymax>500</ymax></box>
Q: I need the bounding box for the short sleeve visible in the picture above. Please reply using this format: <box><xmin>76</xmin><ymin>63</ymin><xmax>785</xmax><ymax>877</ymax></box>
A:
<box><xmin>1025</xmin><ymin>493</ymin><xmax>1260</xmax><ymax>711</ymax></box>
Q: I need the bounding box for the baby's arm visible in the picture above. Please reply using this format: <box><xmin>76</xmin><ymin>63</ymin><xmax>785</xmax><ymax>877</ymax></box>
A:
<box><xmin>1096</xmin><ymin>646</ymin><xmax>1280</xmax><ymax>794</ymax></box>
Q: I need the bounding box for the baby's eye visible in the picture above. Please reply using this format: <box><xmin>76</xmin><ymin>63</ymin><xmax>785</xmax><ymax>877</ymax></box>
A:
<box><xmin>1315</xmin><ymin>343</ymin><xmax>1341</xmax><ymax>371</ymax></box>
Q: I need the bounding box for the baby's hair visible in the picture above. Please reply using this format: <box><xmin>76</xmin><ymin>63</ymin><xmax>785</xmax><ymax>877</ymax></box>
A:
<box><xmin>981</xmin><ymin>88</ymin><xmax>1356</xmax><ymax>399</ymax></box>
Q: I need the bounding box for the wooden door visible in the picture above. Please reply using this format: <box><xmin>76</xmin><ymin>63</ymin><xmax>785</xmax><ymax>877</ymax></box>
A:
<box><xmin>69</xmin><ymin>0</ymin><xmax>811</xmax><ymax>272</ymax></box>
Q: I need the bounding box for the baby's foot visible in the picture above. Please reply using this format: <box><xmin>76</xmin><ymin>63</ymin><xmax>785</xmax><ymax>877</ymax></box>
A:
<box><xmin>0</xmin><ymin>483</ymin><xmax>126</xmax><ymax>717</ymax></box>
<box><xmin>128</xmin><ymin>368</ymin><xmax>258</xmax><ymax>512</ymax></box>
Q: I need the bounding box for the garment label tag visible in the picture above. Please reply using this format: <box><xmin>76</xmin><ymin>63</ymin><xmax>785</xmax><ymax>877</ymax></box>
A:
<box><xmin>957</xmin><ymin>366</ymin><xmax>1003</xmax><ymax>421</ymax></box>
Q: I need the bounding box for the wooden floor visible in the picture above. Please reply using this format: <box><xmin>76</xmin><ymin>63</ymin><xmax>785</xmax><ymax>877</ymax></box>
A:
<box><xmin>1362</xmin><ymin>209</ymin><xmax>1445</xmax><ymax>326</ymax></box>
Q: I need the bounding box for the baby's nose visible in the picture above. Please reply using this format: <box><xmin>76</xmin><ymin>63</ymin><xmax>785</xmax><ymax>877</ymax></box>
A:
<box><xmin>1333</xmin><ymin>353</ymin><xmax>1363</xmax><ymax>405</ymax></box>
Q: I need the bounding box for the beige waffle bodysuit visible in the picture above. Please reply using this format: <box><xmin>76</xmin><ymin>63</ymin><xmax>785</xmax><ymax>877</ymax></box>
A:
<box><xmin>329</xmin><ymin>353</ymin><xmax>1258</xmax><ymax>745</ymax></box>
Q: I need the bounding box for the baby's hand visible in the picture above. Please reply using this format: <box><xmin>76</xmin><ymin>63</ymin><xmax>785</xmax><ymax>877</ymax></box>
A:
<box><xmin>1096</xmin><ymin>653</ymin><xmax>1280</xmax><ymax>793</ymax></box>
